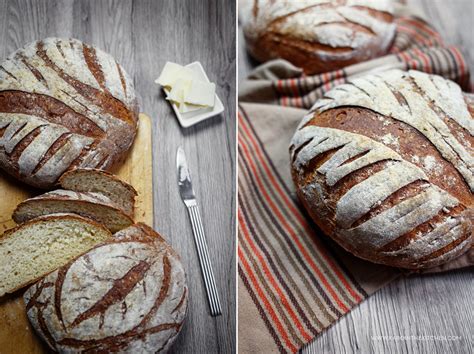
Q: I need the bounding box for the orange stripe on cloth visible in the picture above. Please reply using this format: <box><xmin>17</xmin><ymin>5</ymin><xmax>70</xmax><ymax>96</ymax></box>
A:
<box><xmin>397</xmin><ymin>17</ymin><xmax>443</xmax><ymax>41</ymax></box>
<box><xmin>238</xmin><ymin>136</ymin><xmax>350</xmax><ymax>313</ymax></box>
<box><xmin>238</xmin><ymin>164</ymin><xmax>339</xmax><ymax>325</ymax></box>
<box><xmin>451</xmin><ymin>46</ymin><xmax>466</xmax><ymax>77</ymax></box>
<box><xmin>397</xmin><ymin>24</ymin><xmax>435</xmax><ymax>47</ymax></box>
<box><xmin>239</xmin><ymin>246</ymin><xmax>299</xmax><ymax>353</ymax></box>
<box><xmin>398</xmin><ymin>50</ymin><xmax>415</xmax><ymax>70</ymax></box>
<box><xmin>239</xmin><ymin>211</ymin><xmax>313</xmax><ymax>342</ymax></box>
<box><xmin>276</xmin><ymin>80</ymin><xmax>287</xmax><ymax>106</ymax></box>
<box><xmin>413</xmin><ymin>47</ymin><xmax>432</xmax><ymax>72</ymax></box>
<box><xmin>289</xmin><ymin>78</ymin><xmax>299</xmax><ymax>97</ymax></box>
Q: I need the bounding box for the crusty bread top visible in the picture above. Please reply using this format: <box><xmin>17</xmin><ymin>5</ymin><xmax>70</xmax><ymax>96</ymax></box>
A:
<box><xmin>241</xmin><ymin>0</ymin><xmax>396</xmax><ymax>55</ymax></box>
<box><xmin>290</xmin><ymin>69</ymin><xmax>473</xmax><ymax>268</ymax></box>
<box><xmin>24</xmin><ymin>223</ymin><xmax>187</xmax><ymax>353</ymax></box>
<box><xmin>113</xmin><ymin>222</ymin><xmax>166</xmax><ymax>243</ymax></box>
<box><xmin>0</xmin><ymin>38</ymin><xmax>139</xmax><ymax>188</ymax></box>
<box><xmin>299</xmin><ymin>69</ymin><xmax>473</xmax><ymax>190</ymax></box>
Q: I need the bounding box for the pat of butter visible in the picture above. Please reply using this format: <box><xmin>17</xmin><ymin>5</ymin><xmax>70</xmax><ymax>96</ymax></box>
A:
<box><xmin>167</xmin><ymin>78</ymin><xmax>192</xmax><ymax>103</ymax></box>
<box><xmin>156</xmin><ymin>62</ymin><xmax>200</xmax><ymax>87</ymax></box>
<box><xmin>179</xmin><ymin>102</ymin><xmax>203</xmax><ymax>114</ymax></box>
<box><xmin>155</xmin><ymin>62</ymin><xmax>184</xmax><ymax>87</ymax></box>
<box><xmin>165</xmin><ymin>79</ymin><xmax>202</xmax><ymax>113</ymax></box>
<box><xmin>184</xmin><ymin>80</ymin><xmax>215</xmax><ymax>107</ymax></box>
<box><xmin>156</xmin><ymin>61</ymin><xmax>217</xmax><ymax>111</ymax></box>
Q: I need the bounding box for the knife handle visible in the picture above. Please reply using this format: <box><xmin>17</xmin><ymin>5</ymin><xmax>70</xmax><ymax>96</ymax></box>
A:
<box><xmin>186</xmin><ymin>203</ymin><xmax>222</xmax><ymax>316</ymax></box>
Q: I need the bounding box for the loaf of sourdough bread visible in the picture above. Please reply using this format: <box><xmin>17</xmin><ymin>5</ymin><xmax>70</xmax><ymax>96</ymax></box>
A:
<box><xmin>240</xmin><ymin>0</ymin><xmax>396</xmax><ymax>74</ymax></box>
<box><xmin>0</xmin><ymin>213</ymin><xmax>112</xmax><ymax>297</ymax></box>
<box><xmin>290</xmin><ymin>69</ymin><xmax>473</xmax><ymax>269</ymax></box>
<box><xmin>0</xmin><ymin>38</ymin><xmax>138</xmax><ymax>188</ymax></box>
<box><xmin>13</xmin><ymin>189</ymin><xmax>133</xmax><ymax>232</ymax></box>
<box><xmin>24</xmin><ymin>223</ymin><xmax>188</xmax><ymax>353</ymax></box>
<box><xmin>59</xmin><ymin>168</ymin><xmax>137</xmax><ymax>217</ymax></box>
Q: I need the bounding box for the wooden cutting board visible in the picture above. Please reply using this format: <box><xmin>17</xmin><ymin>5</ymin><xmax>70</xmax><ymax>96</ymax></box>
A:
<box><xmin>0</xmin><ymin>113</ymin><xmax>153</xmax><ymax>353</ymax></box>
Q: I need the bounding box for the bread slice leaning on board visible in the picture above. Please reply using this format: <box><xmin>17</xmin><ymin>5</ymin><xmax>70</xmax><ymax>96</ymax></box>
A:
<box><xmin>13</xmin><ymin>189</ymin><xmax>134</xmax><ymax>233</ymax></box>
<box><xmin>0</xmin><ymin>213</ymin><xmax>112</xmax><ymax>297</ymax></box>
<box><xmin>290</xmin><ymin>69</ymin><xmax>473</xmax><ymax>269</ymax></box>
<box><xmin>59</xmin><ymin>168</ymin><xmax>138</xmax><ymax>218</ymax></box>
<box><xmin>24</xmin><ymin>223</ymin><xmax>188</xmax><ymax>353</ymax></box>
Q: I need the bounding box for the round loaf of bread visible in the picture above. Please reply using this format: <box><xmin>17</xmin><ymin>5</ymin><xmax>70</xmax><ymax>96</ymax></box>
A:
<box><xmin>240</xmin><ymin>0</ymin><xmax>396</xmax><ymax>74</ymax></box>
<box><xmin>0</xmin><ymin>38</ymin><xmax>139</xmax><ymax>188</ymax></box>
<box><xmin>24</xmin><ymin>223</ymin><xmax>188</xmax><ymax>353</ymax></box>
<box><xmin>290</xmin><ymin>69</ymin><xmax>473</xmax><ymax>269</ymax></box>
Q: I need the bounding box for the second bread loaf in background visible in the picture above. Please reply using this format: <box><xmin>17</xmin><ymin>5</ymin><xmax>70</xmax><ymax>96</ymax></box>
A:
<box><xmin>240</xmin><ymin>0</ymin><xmax>396</xmax><ymax>74</ymax></box>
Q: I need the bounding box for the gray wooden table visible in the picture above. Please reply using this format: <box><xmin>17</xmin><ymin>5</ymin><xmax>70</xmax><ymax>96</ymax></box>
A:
<box><xmin>0</xmin><ymin>0</ymin><xmax>236</xmax><ymax>353</ymax></box>
<box><xmin>238</xmin><ymin>1</ymin><xmax>473</xmax><ymax>353</ymax></box>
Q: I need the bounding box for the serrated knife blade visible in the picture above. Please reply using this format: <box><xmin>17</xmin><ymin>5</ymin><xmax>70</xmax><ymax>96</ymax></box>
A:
<box><xmin>176</xmin><ymin>146</ymin><xmax>222</xmax><ymax>316</ymax></box>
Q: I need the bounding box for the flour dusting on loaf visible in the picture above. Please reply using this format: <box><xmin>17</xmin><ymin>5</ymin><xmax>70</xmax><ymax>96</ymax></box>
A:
<box><xmin>24</xmin><ymin>223</ymin><xmax>188</xmax><ymax>353</ymax></box>
<box><xmin>290</xmin><ymin>69</ymin><xmax>473</xmax><ymax>269</ymax></box>
<box><xmin>241</xmin><ymin>0</ymin><xmax>396</xmax><ymax>74</ymax></box>
<box><xmin>0</xmin><ymin>38</ymin><xmax>138</xmax><ymax>188</ymax></box>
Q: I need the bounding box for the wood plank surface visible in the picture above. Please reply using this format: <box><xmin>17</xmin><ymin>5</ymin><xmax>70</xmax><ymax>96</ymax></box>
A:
<box><xmin>0</xmin><ymin>113</ymin><xmax>153</xmax><ymax>354</ymax></box>
<box><xmin>238</xmin><ymin>1</ymin><xmax>473</xmax><ymax>353</ymax></box>
<box><xmin>0</xmin><ymin>0</ymin><xmax>236</xmax><ymax>353</ymax></box>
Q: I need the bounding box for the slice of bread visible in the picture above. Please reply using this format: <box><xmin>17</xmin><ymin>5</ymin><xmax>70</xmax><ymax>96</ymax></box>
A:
<box><xmin>59</xmin><ymin>168</ymin><xmax>137</xmax><ymax>217</ymax></box>
<box><xmin>13</xmin><ymin>189</ymin><xmax>133</xmax><ymax>233</ymax></box>
<box><xmin>0</xmin><ymin>213</ymin><xmax>111</xmax><ymax>297</ymax></box>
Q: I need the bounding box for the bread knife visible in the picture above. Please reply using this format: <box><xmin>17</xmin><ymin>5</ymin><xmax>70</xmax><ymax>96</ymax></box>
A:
<box><xmin>176</xmin><ymin>146</ymin><xmax>222</xmax><ymax>316</ymax></box>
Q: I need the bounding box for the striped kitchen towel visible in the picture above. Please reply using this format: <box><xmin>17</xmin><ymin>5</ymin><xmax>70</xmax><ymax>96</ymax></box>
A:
<box><xmin>238</xmin><ymin>13</ymin><xmax>473</xmax><ymax>354</ymax></box>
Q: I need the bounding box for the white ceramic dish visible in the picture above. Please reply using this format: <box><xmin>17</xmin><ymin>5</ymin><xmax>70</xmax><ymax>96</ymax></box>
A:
<box><xmin>163</xmin><ymin>61</ymin><xmax>224</xmax><ymax>128</ymax></box>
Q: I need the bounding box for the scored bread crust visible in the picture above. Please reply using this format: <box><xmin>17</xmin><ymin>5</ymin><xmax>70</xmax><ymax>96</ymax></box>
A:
<box><xmin>0</xmin><ymin>213</ymin><xmax>112</xmax><ymax>296</ymax></box>
<box><xmin>290</xmin><ymin>69</ymin><xmax>473</xmax><ymax>269</ymax></box>
<box><xmin>240</xmin><ymin>0</ymin><xmax>396</xmax><ymax>74</ymax></box>
<box><xmin>12</xmin><ymin>189</ymin><xmax>134</xmax><ymax>233</ymax></box>
<box><xmin>0</xmin><ymin>38</ymin><xmax>139</xmax><ymax>189</ymax></box>
<box><xmin>24</xmin><ymin>223</ymin><xmax>188</xmax><ymax>353</ymax></box>
<box><xmin>59</xmin><ymin>168</ymin><xmax>137</xmax><ymax>218</ymax></box>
